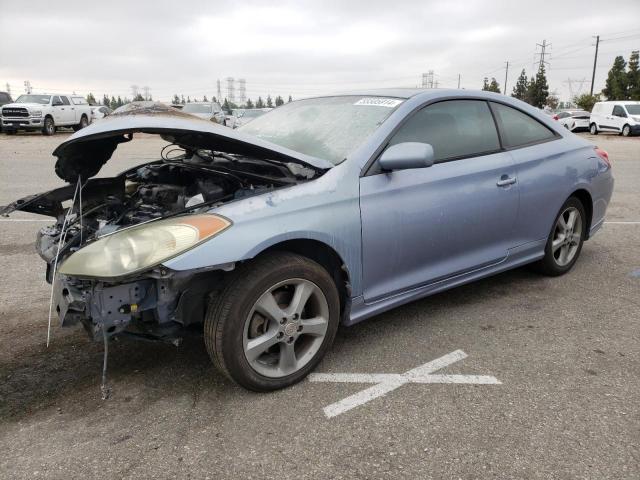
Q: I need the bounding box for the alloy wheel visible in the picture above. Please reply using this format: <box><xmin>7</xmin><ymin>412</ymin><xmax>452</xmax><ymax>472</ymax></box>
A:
<box><xmin>551</xmin><ymin>206</ymin><xmax>583</xmax><ymax>267</ymax></box>
<box><xmin>243</xmin><ymin>278</ymin><xmax>330</xmax><ymax>378</ymax></box>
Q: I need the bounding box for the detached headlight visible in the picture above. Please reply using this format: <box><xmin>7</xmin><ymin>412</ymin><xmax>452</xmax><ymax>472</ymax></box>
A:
<box><xmin>59</xmin><ymin>214</ymin><xmax>231</xmax><ymax>278</ymax></box>
<box><xmin>31</xmin><ymin>110</ymin><xmax>43</xmax><ymax>117</ymax></box>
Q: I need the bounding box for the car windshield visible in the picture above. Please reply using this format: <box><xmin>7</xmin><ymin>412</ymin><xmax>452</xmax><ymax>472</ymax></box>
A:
<box><xmin>241</xmin><ymin>110</ymin><xmax>268</xmax><ymax>119</ymax></box>
<box><xmin>625</xmin><ymin>104</ymin><xmax>640</xmax><ymax>115</ymax></box>
<box><xmin>239</xmin><ymin>96</ymin><xmax>403</xmax><ymax>164</ymax></box>
<box><xmin>16</xmin><ymin>95</ymin><xmax>51</xmax><ymax>105</ymax></box>
<box><xmin>183</xmin><ymin>103</ymin><xmax>212</xmax><ymax>114</ymax></box>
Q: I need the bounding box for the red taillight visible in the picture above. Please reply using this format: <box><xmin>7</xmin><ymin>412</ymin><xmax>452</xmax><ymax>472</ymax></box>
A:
<box><xmin>553</xmin><ymin>114</ymin><xmax>559</xmax><ymax>120</ymax></box>
<box><xmin>595</xmin><ymin>147</ymin><xmax>611</xmax><ymax>168</ymax></box>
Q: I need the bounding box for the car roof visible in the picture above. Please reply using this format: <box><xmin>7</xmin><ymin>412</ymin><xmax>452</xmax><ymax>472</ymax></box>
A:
<box><xmin>595</xmin><ymin>100</ymin><xmax>640</xmax><ymax>105</ymax></box>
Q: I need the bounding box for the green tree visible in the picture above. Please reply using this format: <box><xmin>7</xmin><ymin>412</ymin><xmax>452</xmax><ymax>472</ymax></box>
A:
<box><xmin>627</xmin><ymin>50</ymin><xmax>640</xmax><ymax>100</ymax></box>
<box><xmin>275</xmin><ymin>95</ymin><xmax>284</xmax><ymax>106</ymax></box>
<box><xmin>266</xmin><ymin>95</ymin><xmax>273</xmax><ymax>108</ymax></box>
<box><xmin>256</xmin><ymin>96</ymin><xmax>265</xmax><ymax>108</ymax></box>
<box><xmin>245</xmin><ymin>98</ymin><xmax>254</xmax><ymax>109</ymax></box>
<box><xmin>86</xmin><ymin>92</ymin><xmax>97</xmax><ymax>105</ymax></box>
<box><xmin>511</xmin><ymin>69</ymin><xmax>529</xmax><ymax>101</ymax></box>
<box><xmin>133</xmin><ymin>93</ymin><xmax>144</xmax><ymax>101</ymax></box>
<box><xmin>288</xmin><ymin>95</ymin><xmax>293</xmax><ymax>103</ymax></box>
<box><xmin>545</xmin><ymin>95</ymin><xmax>559</xmax><ymax>110</ymax></box>
<box><xmin>573</xmin><ymin>93</ymin><xmax>600</xmax><ymax>112</ymax></box>
<box><xmin>203</xmin><ymin>95</ymin><xmax>208</xmax><ymax>102</ymax></box>
<box><xmin>187</xmin><ymin>96</ymin><xmax>191</xmax><ymax>103</ymax></box>
<box><xmin>116</xmin><ymin>96</ymin><xmax>124</xmax><ymax>107</ymax></box>
<box><xmin>102</xmin><ymin>94</ymin><xmax>110</xmax><ymax>107</ymax></box>
<box><xmin>110</xmin><ymin>96</ymin><xmax>117</xmax><ymax>109</ymax></box>
<box><xmin>172</xmin><ymin>94</ymin><xmax>180</xmax><ymax>104</ymax></box>
<box><xmin>527</xmin><ymin>65</ymin><xmax>549</xmax><ymax>108</ymax></box>
<box><xmin>482</xmin><ymin>77</ymin><xmax>501</xmax><ymax>93</ymax></box>
<box><xmin>602</xmin><ymin>55</ymin><xmax>628</xmax><ymax>100</ymax></box>
<box><xmin>181</xmin><ymin>95</ymin><xmax>185</xmax><ymax>105</ymax></box>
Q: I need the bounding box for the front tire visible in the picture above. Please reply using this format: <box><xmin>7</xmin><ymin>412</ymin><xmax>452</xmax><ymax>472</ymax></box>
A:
<box><xmin>204</xmin><ymin>252</ymin><xmax>340</xmax><ymax>391</ymax></box>
<box><xmin>533</xmin><ymin>197</ymin><xmax>586</xmax><ymax>276</ymax></box>
<box><xmin>589</xmin><ymin>123</ymin><xmax>598</xmax><ymax>135</ymax></box>
<box><xmin>42</xmin><ymin>117</ymin><xmax>55</xmax><ymax>136</ymax></box>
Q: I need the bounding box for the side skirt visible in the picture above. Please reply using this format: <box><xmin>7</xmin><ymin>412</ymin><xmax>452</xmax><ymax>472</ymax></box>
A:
<box><xmin>345</xmin><ymin>239</ymin><xmax>546</xmax><ymax>326</ymax></box>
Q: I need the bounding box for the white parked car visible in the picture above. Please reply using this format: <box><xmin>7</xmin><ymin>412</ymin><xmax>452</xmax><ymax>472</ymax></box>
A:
<box><xmin>91</xmin><ymin>106</ymin><xmax>112</xmax><ymax>122</ymax></box>
<box><xmin>1</xmin><ymin>94</ymin><xmax>92</xmax><ymax>135</ymax></box>
<box><xmin>589</xmin><ymin>101</ymin><xmax>640</xmax><ymax>137</ymax></box>
<box><xmin>554</xmin><ymin>110</ymin><xmax>590</xmax><ymax>132</ymax></box>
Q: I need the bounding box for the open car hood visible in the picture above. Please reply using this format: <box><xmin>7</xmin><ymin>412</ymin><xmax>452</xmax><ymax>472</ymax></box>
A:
<box><xmin>52</xmin><ymin>102</ymin><xmax>333</xmax><ymax>182</ymax></box>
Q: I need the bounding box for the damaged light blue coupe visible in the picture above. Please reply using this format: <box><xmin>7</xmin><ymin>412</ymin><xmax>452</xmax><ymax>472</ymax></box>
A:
<box><xmin>1</xmin><ymin>90</ymin><xmax>614</xmax><ymax>391</ymax></box>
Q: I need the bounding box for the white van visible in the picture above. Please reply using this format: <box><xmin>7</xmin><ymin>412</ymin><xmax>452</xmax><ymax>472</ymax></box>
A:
<box><xmin>589</xmin><ymin>101</ymin><xmax>640</xmax><ymax>137</ymax></box>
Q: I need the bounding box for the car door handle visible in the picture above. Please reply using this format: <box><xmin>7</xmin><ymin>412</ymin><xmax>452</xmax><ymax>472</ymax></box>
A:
<box><xmin>496</xmin><ymin>176</ymin><xmax>516</xmax><ymax>187</ymax></box>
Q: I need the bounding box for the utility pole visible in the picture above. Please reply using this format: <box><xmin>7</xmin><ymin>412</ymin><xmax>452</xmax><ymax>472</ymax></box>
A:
<box><xmin>5</xmin><ymin>83</ymin><xmax>10</xmax><ymax>95</ymax></box>
<box><xmin>142</xmin><ymin>86</ymin><xmax>150</xmax><ymax>101</ymax></box>
<box><xmin>590</xmin><ymin>35</ymin><xmax>599</xmax><ymax>96</ymax></box>
<box><xmin>457</xmin><ymin>74</ymin><xmax>461</xmax><ymax>89</ymax></box>
<box><xmin>504</xmin><ymin>61</ymin><xmax>509</xmax><ymax>94</ymax></box>
<box><xmin>216</xmin><ymin>79</ymin><xmax>221</xmax><ymax>102</ymax></box>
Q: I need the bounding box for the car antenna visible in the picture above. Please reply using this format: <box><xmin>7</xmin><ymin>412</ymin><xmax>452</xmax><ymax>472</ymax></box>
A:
<box><xmin>46</xmin><ymin>176</ymin><xmax>81</xmax><ymax>347</ymax></box>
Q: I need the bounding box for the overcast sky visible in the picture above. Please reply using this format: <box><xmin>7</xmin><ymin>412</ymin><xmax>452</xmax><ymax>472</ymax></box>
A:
<box><xmin>1</xmin><ymin>0</ymin><xmax>639</xmax><ymax>103</ymax></box>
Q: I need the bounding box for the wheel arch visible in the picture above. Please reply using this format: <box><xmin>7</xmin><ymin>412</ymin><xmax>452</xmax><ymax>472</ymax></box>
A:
<box><xmin>570</xmin><ymin>188</ymin><xmax>593</xmax><ymax>239</ymax></box>
<box><xmin>257</xmin><ymin>239</ymin><xmax>352</xmax><ymax>319</ymax></box>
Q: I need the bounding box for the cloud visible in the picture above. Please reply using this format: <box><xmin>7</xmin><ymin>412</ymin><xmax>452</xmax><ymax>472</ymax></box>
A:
<box><xmin>0</xmin><ymin>0</ymin><xmax>639</xmax><ymax>101</ymax></box>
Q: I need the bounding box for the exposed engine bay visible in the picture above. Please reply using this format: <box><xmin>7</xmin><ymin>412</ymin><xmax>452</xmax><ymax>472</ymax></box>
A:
<box><xmin>1</xmin><ymin>145</ymin><xmax>319</xmax><ymax>342</ymax></box>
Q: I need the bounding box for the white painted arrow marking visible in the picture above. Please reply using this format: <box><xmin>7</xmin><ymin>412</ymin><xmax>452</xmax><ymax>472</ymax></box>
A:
<box><xmin>308</xmin><ymin>350</ymin><xmax>501</xmax><ymax>418</ymax></box>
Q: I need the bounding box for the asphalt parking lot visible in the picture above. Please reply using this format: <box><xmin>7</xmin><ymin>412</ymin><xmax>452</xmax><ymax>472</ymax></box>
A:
<box><xmin>0</xmin><ymin>131</ymin><xmax>638</xmax><ymax>479</ymax></box>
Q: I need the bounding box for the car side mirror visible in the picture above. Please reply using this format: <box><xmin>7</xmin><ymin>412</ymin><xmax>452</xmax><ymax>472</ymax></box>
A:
<box><xmin>378</xmin><ymin>142</ymin><xmax>435</xmax><ymax>171</ymax></box>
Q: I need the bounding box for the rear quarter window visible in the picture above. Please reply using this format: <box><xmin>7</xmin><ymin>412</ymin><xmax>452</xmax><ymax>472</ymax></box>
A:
<box><xmin>71</xmin><ymin>97</ymin><xmax>88</xmax><ymax>105</ymax></box>
<box><xmin>490</xmin><ymin>103</ymin><xmax>557</xmax><ymax>149</ymax></box>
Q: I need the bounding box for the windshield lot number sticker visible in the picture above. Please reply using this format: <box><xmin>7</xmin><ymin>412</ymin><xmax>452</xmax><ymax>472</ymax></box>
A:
<box><xmin>354</xmin><ymin>98</ymin><xmax>403</xmax><ymax>107</ymax></box>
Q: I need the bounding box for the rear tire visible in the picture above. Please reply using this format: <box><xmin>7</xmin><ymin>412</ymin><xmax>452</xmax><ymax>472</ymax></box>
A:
<box><xmin>42</xmin><ymin>117</ymin><xmax>55</xmax><ymax>136</ymax></box>
<box><xmin>72</xmin><ymin>115</ymin><xmax>89</xmax><ymax>132</ymax></box>
<box><xmin>589</xmin><ymin>123</ymin><xmax>598</xmax><ymax>135</ymax></box>
<box><xmin>204</xmin><ymin>252</ymin><xmax>340</xmax><ymax>391</ymax></box>
<box><xmin>622</xmin><ymin>124</ymin><xmax>631</xmax><ymax>137</ymax></box>
<box><xmin>532</xmin><ymin>197</ymin><xmax>586</xmax><ymax>276</ymax></box>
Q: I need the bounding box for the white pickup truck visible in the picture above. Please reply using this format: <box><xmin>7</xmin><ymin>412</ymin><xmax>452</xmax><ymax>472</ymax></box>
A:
<box><xmin>1</xmin><ymin>94</ymin><xmax>92</xmax><ymax>135</ymax></box>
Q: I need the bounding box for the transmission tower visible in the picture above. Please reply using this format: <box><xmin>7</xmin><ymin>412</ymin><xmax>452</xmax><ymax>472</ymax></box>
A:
<box><xmin>563</xmin><ymin>78</ymin><xmax>587</xmax><ymax>99</ymax></box>
<box><xmin>238</xmin><ymin>78</ymin><xmax>246</xmax><ymax>104</ymax></box>
<box><xmin>534</xmin><ymin>40</ymin><xmax>551</xmax><ymax>71</ymax></box>
<box><xmin>421</xmin><ymin>71</ymin><xmax>435</xmax><ymax>88</ymax></box>
<box><xmin>226</xmin><ymin>77</ymin><xmax>235</xmax><ymax>103</ymax></box>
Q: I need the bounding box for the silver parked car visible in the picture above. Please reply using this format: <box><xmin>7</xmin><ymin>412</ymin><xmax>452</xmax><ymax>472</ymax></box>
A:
<box><xmin>1</xmin><ymin>91</ymin><xmax>614</xmax><ymax>391</ymax></box>
<box><xmin>181</xmin><ymin>101</ymin><xmax>227</xmax><ymax>125</ymax></box>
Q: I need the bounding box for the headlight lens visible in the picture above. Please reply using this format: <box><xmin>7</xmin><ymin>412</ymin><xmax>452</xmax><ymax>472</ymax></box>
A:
<box><xmin>31</xmin><ymin>110</ymin><xmax>43</xmax><ymax>117</ymax></box>
<box><xmin>59</xmin><ymin>214</ymin><xmax>231</xmax><ymax>278</ymax></box>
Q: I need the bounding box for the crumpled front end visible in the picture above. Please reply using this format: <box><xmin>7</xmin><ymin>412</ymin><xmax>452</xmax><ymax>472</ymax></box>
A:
<box><xmin>53</xmin><ymin>268</ymin><xmax>225</xmax><ymax>342</ymax></box>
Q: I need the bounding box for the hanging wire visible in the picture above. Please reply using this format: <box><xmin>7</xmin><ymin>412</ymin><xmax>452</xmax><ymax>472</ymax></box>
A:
<box><xmin>46</xmin><ymin>178</ymin><xmax>81</xmax><ymax>347</ymax></box>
